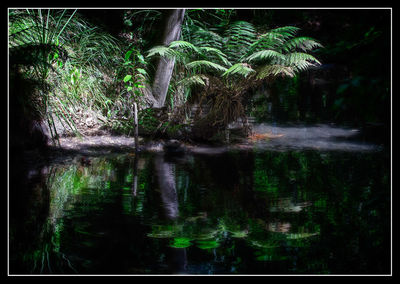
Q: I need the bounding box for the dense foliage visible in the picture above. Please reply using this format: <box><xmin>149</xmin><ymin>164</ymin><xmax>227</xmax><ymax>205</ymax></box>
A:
<box><xmin>9</xmin><ymin>8</ymin><xmax>390</xmax><ymax>147</ymax></box>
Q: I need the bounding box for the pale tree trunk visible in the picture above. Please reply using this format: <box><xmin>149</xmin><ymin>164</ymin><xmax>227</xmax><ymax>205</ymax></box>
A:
<box><xmin>151</xmin><ymin>9</ymin><xmax>185</xmax><ymax>108</ymax></box>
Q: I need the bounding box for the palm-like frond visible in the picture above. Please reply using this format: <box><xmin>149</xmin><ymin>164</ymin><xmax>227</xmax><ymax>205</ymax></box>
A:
<box><xmin>186</xmin><ymin>60</ymin><xmax>228</xmax><ymax>73</ymax></box>
<box><xmin>247</xmin><ymin>26</ymin><xmax>299</xmax><ymax>54</ymax></box>
<box><xmin>169</xmin><ymin>40</ymin><xmax>200</xmax><ymax>54</ymax></box>
<box><xmin>222</xmin><ymin>63</ymin><xmax>255</xmax><ymax>78</ymax></box>
<box><xmin>268</xmin><ymin>26</ymin><xmax>300</xmax><ymax>38</ymax></box>
<box><xmin>256</xmin><ymin>64</ymin><xmax>296</xmax><ymax>79</ymax></box>
<box><xmin>244</xmin><ymin>49</ymin><xmax>285</xmax><ymax>63</ymax></box>
<box><xmin>224</xmin><ymin>21</ymin><xmax>257</xmax><ymax>63</ymax></box>
<box><xmin>282</xmin><ymin>36</ymin><xmax>323</xmax><ymax>52</ymax></box>
<box><xmin>190</xmin><ymin>26</ymin><xmax>224</xmax><ymax>50</ymax></box>
<box><xmin>146</xmin><ymin>45</ymin><xmax>181</xmax><ymax>60</ymax></box>
<box><xmin>177</xmin><ymin>74</ymin><xmax>208</xmax><ymax>87</ymax></box>
<box><xmin>284</xmin><ymin>52</ymin><xmax>321</xmax><ymax>65</ymax></box>
<box><xmin>198</xmin><ymin>46</ymin><xmax>231</xmax><ymax>66</ymax></box>
<box><xmin>248</xmin><ymin>32</ymin><xmax>285</xmax><ymax>52</ymax></box>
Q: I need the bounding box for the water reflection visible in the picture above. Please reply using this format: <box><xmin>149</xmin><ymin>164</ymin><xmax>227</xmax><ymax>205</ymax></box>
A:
<box><xmin>155</xmin><ymin>154</ymin><xmax>179</xmax><ymax>220</ymax></box>
<box><xmin>154</xmin><ymin>153</ymin><xmax>188</xmax><ymax>273</ymax></box>
<box><xmin>9</xmin><ymin>148</ymin><xmax>390</xmax><ymax>274</ymax></box>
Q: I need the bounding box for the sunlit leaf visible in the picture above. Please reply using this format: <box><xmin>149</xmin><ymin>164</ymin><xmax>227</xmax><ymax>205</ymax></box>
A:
<box><xmin>123</xmin><ymin>75</ymin><xmax>132</xmax><ymax>82</ymax></box>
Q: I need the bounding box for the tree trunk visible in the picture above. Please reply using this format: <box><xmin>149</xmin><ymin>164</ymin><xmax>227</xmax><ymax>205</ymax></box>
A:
<box><xmin>151</xmin><ymin>9</ymin><xmax>185</xmax><ymax>108</ymax></box>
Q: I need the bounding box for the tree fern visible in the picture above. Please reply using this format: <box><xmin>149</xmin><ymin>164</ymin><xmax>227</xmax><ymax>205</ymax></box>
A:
<box><xmin>145</xmin><ymin>19</ymin><xmax>322</xmax><ymax>130</ymax></box>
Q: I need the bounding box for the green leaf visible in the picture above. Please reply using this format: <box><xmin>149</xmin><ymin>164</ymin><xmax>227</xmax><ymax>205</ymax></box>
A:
<box><xmin>146</xmin><ymin>45</ymin><xmax>178</xmax><ymax>59</ymax></box>
<box><xmin>169</xmin><ymin>40</ymin><xmax>199</xmax><ymax>54</ymax></box>
<box><xmin>178</xmin><ymin>74</ymin><xmax>207</xmax><ymax>87</ymax></box>
<box><xmin>137</xmin><ymin>54</ymin><xmax>145</xmax><ymax>64</ymax></box>
<box><xmin>186</xmin><ymin>60</ymin><xmax>227</xmax><ymax>72</ymax></box>
<box><xmin>245</xmin><ymin>50</ymin><xmax>285</xmax><ymax>63</ymax></box>
<box><xmin>123</xmin><ymin>75</ymin><xmax>132</xmax><ymax>82</ymax></box>
<box><xmin>222</xmin><ymin>63</ymin><xmax>255</xmax><ymax>78</ymax></box>
<box><xmin>136</xmin><ymin>68</ymin><xmax>147</xmax><ymax>75</ymax></box>
<box><xmin>125</xmin><ymin>50</ymin><xmax>133</xmax><ymax>61</ymax></box>
<box><xmin>283</xmin><ymin>37</ymin><xmax>323</xmax><ymax>52</ymax></box>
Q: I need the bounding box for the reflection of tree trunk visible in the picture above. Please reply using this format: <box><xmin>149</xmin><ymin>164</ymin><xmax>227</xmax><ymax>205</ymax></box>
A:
<box><xmin>169</xmin><ymin>247</ymin><xmax>188</xmax><ymax>273</ymax></box>
<box><xmin>154</xmin><ymin>154</ymin><xmax>187</xmax><ymax>273</ymax></box>
<box><xmin>151</xmin><ymin>9</ymin><xmax>185</xmax><ymax>108</ymax></box>
<box><xmin>154</xmin><ymin>154</ymin><xmax>179</xmax><ymax>220</ymax></box>
<box><xmin>131</xmin><ymin>155</ymin><xmax>138</xmax><ymax>196</ymax></box>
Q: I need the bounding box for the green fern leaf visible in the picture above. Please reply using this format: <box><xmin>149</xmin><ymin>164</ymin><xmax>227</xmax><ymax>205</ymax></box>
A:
<box><xmin>198</xmin><ymin>46</ymin><xmax>231</xmax><ymax>66</ymax></box>
<box><xmin>224</xmin><ymin>21</ymin><xmax>257</xmax><ymax>63</ymax></box>
<box><xmin>244</xmin><ymin>49</ymin><xmax>285</xmax><ymax>63</ymax></box>
<box><xmin>285</xmin><ymin>52</ymin><xmax>321</xmax><ymax>65</ymax></box>
<box><xmin>146</xmin><ymin>45</ymin><xmax>179</xmax><ymax>60</ymax></box>
<box><xmin>268</xmin><ymin>26</ymin><xmax>300</xmax><ymax>38</ymax></box>
<box><xmin>282</xmin><ymin>37</ymin><xmax>323</xmax><ymax>52</ymax></box>
<box><xmin>186</xmin><ymin>60</ymin><xmax>228</xmax><ymax>73</ymax></box>
<box><xmin>169</xmin><ymin>40</ymin><xmax>200</xmax><ymax>54</ymax></box>
<box><xmin>178</xmin><ymin>74</ymin><xmax>208</xmax><ymax>87</ymax></box>
<box><xmin>191</xmin><ymin>27</ymin><xmax>224</xmax><ymax>49</ymax></box>
<box><xmin>256</xmin><ymin>64</ymin><xmax>296</xmax><ymax>79</ymax></box>
<box><xmin>222</xmin><ymin>63</ymin><xmax>255</xmax><ymax>78</ymax></box>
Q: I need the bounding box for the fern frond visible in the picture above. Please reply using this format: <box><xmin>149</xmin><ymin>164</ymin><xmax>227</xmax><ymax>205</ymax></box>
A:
<box><xmin>291</xmin><ymin>60</ymin><xmax>316</xmax><ymax>72</ymax></box>
<box><xmin>169</xmin><ymin>40</ymin><xmax>200</xmax><ymax>54</ymax></box>
<box><xmin>244</xmin><ymin>49</ymin><xmax>285</xmax><ymax>63</ymax></box>
<box><xmin>146</xmin><ymin>45</ymin><xmax>180</xmax><ymax>60</ymax></box>
<box><xmin>198</xmin><ymin>46</ymin><xmax>231</xmax><ymax>66</ymax></box>
<box><xmin>226</xmin><ymin>21</ymin><xmax>257</xmax><ymax>40</ymax></box>
<box><xmin>256</xmin><ymin>64</ymin><xmax>296</xmax><ymax>79</ymax></box>
<box><xmin>268</xmin><ymin>26</ymin><xmax>300</xmax><ymax>38</ymax></box>
<box><xmin>177</xmin><ymin>74</ymin><xmax>208</xmax><ymax>87</ymax></box>
<box><xmin>224</xmin><ymin>21</ymin><xmax>257</xmax><ymax>63</ymax></box>
<box><xmin>282</xmin><ymin>37</ymin><xmax>323</xmax><ymax>52</ymax></box>
<box><xmin>191</xmin><ymin>26</ymin><xmax>224</xmax><ymax>49</ymax></box>
<box><xmin>285</xmin><ymin>52</ymin><xmax>321</xmax><ymax>65</ymax></box>
<box><xmin>247</xmin><ymin>32</ymin><xmax>285</xmax><ymax>54</ymax></box>
<box><xmin>222</xmin><ymin>63</ymin><xmax>255</xmax><ymax>78</ymax></box>
<box><xmin>186</xmin><ymin>60</ymin><xmax>228</xmax><ymax>73</ymax></box>
<box><xmin>247</xmin><ymin>26</ymin><xmax>300</xmax><ymax>55</ymax></box>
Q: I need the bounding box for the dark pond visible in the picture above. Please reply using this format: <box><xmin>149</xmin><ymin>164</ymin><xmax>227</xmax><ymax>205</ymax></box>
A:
<box><xmin>9</xmin><ymin>142</ymin><xmax>391</xmax><ymax>275</ymax></box>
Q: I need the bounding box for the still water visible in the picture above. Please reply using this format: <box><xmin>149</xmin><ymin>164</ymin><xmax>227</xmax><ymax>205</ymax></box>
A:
<box><xmin>9</xmin><ymin>145</ymin><xmax>390</xmax><ymax>274</ymax></box>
